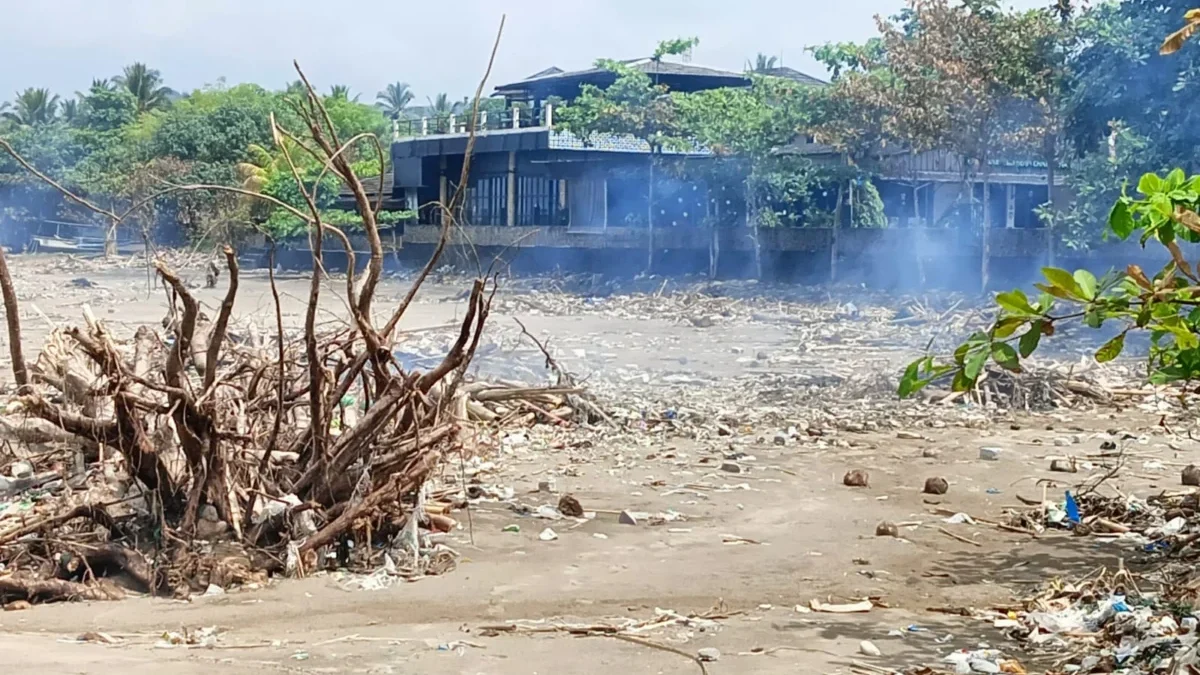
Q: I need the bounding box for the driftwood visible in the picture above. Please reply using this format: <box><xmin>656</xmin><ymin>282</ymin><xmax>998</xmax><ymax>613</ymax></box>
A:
<box><xmin>0</xmin><ymin>23</ymin><xmax>543</xmax><ymax>603</ymax></box>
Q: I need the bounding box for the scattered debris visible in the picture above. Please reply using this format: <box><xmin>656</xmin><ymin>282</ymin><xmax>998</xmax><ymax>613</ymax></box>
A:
<box><xmin>558</xmin><ymin>494</ymin><xmax>584</xmax><ymax>518</ymax></box>
<box><xmin>844</xmin><ymin>470</ymin><xmax>871</xmax><ymax>488</ymax></box>
<box><xmin>923</xmin><ymin>477</ymin><xmax>949</xmax><ymax>495</ymax></box>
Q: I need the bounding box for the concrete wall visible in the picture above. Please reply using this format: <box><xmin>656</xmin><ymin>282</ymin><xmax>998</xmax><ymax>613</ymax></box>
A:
<box><xmin>290</xmin><ymin>225</ymin><xmax>1182</xmax><ymax>291</ymax></box>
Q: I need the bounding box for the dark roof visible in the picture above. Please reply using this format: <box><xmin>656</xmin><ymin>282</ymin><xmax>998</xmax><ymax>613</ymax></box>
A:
<box><xmin>757</xmin><ymin>67</ymin><xmax>827</xmax><ymax>87</ymax></box>
<box><xmin>494</xmin><ymin>57</ymin><xmax>751</xmax><ymax>99</ymax></box>
<box><xmin>525</xmin><ymin>66</ymin><xmax>564</xmax><ymax>79</ymax></box>
<box><xmin>336</xmin><ymin>171</ymin><xmax>393</xmax><ymax>198</ymax></box>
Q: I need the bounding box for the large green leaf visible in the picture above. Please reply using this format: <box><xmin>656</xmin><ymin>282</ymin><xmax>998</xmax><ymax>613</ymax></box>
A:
<box><xmin>1108</xmin><ymin>200</ymin><xmax>1135</xmax><ymax>239</ymax></box>
<box><xmin>1138</xmin><ymin>172</ymin><xmax>1165</xmax><ymax>196</ymax></box>
<box><xmin>1019</xmin><ymin>322</ymin><xmax>1043</xmax><ymax>358</ymax></box>
<box><xmin>991</xmin><ymin>342</ymin><xmax>1021</xmax><ymax>372</ymax></box>
<box><xmin>1073</xmin><ymin>270</ymin><xmax>1098</xmax><ymax>300</ymax></box>
<box><xmin>1042</xmin><ymin>267</ymin><xmax>1084</xmax><ymax>299</ymax></box>
<box><xmin>1095</xmin><ymin>333</ymin><xmax>1125</xmax><ymax>363</ymax></box>
<box><xmin>996</xmin><ymin>289</ymin><xmax>1036</xmax><ymax>316</ymax></box>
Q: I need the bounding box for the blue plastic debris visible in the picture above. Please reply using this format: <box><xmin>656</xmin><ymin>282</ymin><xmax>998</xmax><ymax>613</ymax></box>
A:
<box><xmin>1064</xmin><ymin>491</ymin><xmax>1081</xmax><ymax>524</ymax></box>
<box><xmin>986</xmin><ymin>488</ymin><xmax>1002</xmax><ymax>495</ymax></box>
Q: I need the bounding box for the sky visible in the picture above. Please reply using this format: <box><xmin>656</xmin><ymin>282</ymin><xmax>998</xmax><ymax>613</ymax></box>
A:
<box><xmin>0</xmin><ymin>0</ymin><xmax>1048</xmax><ymax>105</ymax></box>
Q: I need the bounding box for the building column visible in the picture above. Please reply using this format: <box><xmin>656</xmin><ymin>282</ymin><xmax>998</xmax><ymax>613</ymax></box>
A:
<box><xmin>506</xmin><ymin>151</ymin><xmax>517</xmax><ymax>227</ymax></box>
<box><xmin>438</xmin><ymin>155</ymin><xmax>448</xmax><ymax>218</ymax></box>
<box><xmin>1005</xmin><ymin>184</ymin><xmax>1016</xmax><ymax>229</ymax></box>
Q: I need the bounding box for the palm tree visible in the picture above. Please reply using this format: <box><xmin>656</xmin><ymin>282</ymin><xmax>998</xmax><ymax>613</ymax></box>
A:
<box><xmin>60</xmin><ymin>98</ymin><xmax>79</xmax><ymax>123</ymax></box>
<box><xmin>748</xmin><ymin>53</ymin><xmax>779</xmax><ymax>73</ymax></box>
<box><xmin>1</xmin><ymin>88</ymin><xmax>60</xmax><ymax>126</ymax></box>
<box><xmin>91</xmin><ymin>78</ymin><xmax>116</xmax><ymax>92</ymax></box>
<box><xmin>113</xmin><ymin>63</ymin><xmax>174</xmax><ymax>113</ymax></box>
<box><xmin>376</xmin><ymin>82</ymin><xmax>415</xmax><ymax>119</ymax></box>
<box><xmin>428</xmin><ymin>93</ymin><xmax>453</xmax><ymax>116</ymax></box>
<box><xmin>328</xmin><ymin>85</ymin><xmax>359</xmax><ymax>102</ymax></box>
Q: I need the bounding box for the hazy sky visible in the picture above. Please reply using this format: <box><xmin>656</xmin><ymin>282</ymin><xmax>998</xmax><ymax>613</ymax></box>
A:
<box><xmin>1</xmin><ymin>0</ymin><xmax>1047</xmax><ymax>104</ymax></box>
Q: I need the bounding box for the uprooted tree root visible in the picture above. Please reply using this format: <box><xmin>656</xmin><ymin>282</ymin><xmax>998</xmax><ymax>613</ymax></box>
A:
<box><xmin>0</xmin><ymin>28</ymin><xmax>558</xmax><ymax>604</ymax></box>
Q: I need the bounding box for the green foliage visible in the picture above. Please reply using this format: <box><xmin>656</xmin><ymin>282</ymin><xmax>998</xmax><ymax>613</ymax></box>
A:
<box><xmin>653</xmin><ymin>37</ymin><xmax>699</xmax><ymax>60</ymax></box>
<box><xmin>900</xmin><ymin>168</ymin><xmax>1200</xmax><ymax>396</ymax></box>
<box><xmin>376</xmin><ymin>82</ymin><xmax>415</xmax><ymax>119</ymax></box>
<box><xmin>2</xmin><ymin>88</ymin><xmax>61</xmax><ymax>126</ymax></box>
<box><xmin>114</xmin><ymin>63</ymin><xmax>174</xmax><ymax>113</ymax></box>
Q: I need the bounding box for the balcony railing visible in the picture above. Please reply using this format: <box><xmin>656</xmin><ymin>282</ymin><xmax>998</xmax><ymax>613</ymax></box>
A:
<box><xmin>394</xmin><ymin>103</ymin><xmax>555</xmax><ymax>139</ymax></box>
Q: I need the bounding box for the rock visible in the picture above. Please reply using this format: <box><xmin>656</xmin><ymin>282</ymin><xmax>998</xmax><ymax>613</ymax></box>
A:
<box><xmin>199</xmin><ymin>504</ymin><xmax>221</xmax><ymax>522</ymax></box>
<box><xmin>1053</xmin><ymin>437</ymin><xmax>1070</xmax><ymax>447</ymax></box>
<box><xmin>538</xmin><ymin>528</ymin><xmax>558</xmax><ymax>542</ymax></box>
<box><xmin>618</xmin><ymin>510</ymin><xmax>639</xmax><ymax>526</ymax></box>
<box><xmin>720</xmin><ymin>461</ymin><xmax>744</xmax><ymax>474</ymax></box>
<box><xmin>922</xmin><ymin>448</ymin><xmax>940</xmax><ymax>458</ymax></box>
<box><xmin>731</xmin><ymin>347</ymin><xmax>745</xmax><ymax>354</ymax></box>
<box><xmin>195</xmin><ymin>518</ymin><xmax>229</xmax><ymax>541</ymax></box>
<box><xmin>1050</xmin><ymin>459</ymin><xmax>1078</xmax><ymax>473</ymax></box>
<box><xmin>697</xmin><ymin>647</ymin><xmax>721</xmax><ymax>662</ymax></box>
<box><xmin>9</xmin><ymin>460</ymin><xmax>32</xmax><ymax>479</ymax></box>
<box><xmin>979</xmin><ymin>447</ymin><xmax>1003</xmax><ymax>461</ymax></box>
<box><xmin>773</xmin><ymin>432</ymin><xmax>789</xmax><ymax>446</ymax></box>
<box><xmin>923</xmin><ymin>477</ymin><xmax>949</xmax><ymax>495</ymax></box>
<box><xmin>859</xmin><ymin>640</ymin><xmax>882</xmax><ymax>657</ymax></box>
<box><xmin>3</xmin><ymin>600</ymin><xmax>31</xmax><ymax>611</ymax></box>
<box><xmin>1183</xmin><ymin>465</ymin><xmax>1200</xmax><ymax>487</ymax></box>
<box><xmin>1100</xmin><ymin>440</ymin><xmax>1118</xmax><ymax>451</ymax></box>
<box><xmin>843</xmin><ymin>470</ymin><xmax>870</xmax><ymax>487</ymax></box>
<box><xmin>538</xmin><ymin>479</ymin><xmax>556</xmax><ymax>493</ymax></box>
<box><xmin>897</xmin><ymin>431</ymin><xmax>923</xmax><ymax>440</ymax></box>
<box><xmin>755</xmin><ymin>351</ymin><xmax>769</xmax><ymax>361</ymax></box>
<box><xmin>875</xmin><ymin>521</ymin><xmax>899</xmax><ymax>537</ymax></box>
<box><xmin>558</xmin><ymin>494</ymin><xmax>584</xmax><ymax>518</ymax></box>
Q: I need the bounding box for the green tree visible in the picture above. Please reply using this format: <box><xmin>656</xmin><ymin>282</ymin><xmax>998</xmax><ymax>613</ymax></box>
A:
<box><xmin>328</xmin><ymin>84</ymin><xmax>358</xmax><ymax>102</ymax></box>
<box><xmin>376</xmin><ymin>82</ymin><xmax>415</xmax><ymax>119</ymax></box>
<box><xmin>113</xmin><ymin>63</ymin><xmax>174</xmax><ymax>113</ymax></box>
<box><xmin>2</xmin><ymin>88</ymin><xmax>60</xmax><ymax>126</ymax></box>
<box><xmin>556</xmin><ymin>50</ymin><xmax>691</xmax><ymax>272</ymax></box>
<box><xmin>748</xmin><ymin>53</ymin><xmax>778</xmax><ymax>73</ymax></box>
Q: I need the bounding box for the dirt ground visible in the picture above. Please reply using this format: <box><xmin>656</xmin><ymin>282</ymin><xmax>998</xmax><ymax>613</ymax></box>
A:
<box><xmin>0</xmin><ymin>255</ymin><xmax>1183</xmax><ymax>674</ymax></box>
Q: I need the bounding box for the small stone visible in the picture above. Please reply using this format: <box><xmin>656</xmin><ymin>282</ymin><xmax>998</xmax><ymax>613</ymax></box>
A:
<box><xmin>1053</xmin><ymin>437</ymin><xmax>1070</xmax><ymax>447</ymax></box>
<box><xmin>897</xmin><ymin>431</ymin><xmax>923</xmax><ymax>440</ymax></box>
<box><xmin>720</xmin><ymin>461</ymin><xmax>744</xmax><ymax>474</ymax></box>
<box><xmin>558</xmin><ymin>494</ymin><xmax>584</xmax><ymax>518</ymax></box>
<box><xmin>875</xmin><ymin>521</ymin><xmax>899</xmax><ymax>537</ymax></box>
<box><xmin>538</xmin><ymin>479</ymin><xmax>556</xmax><ymax>493</ymax></box>
<box><xmin>697</xmin><ymin>647</ymin><xmax>721</xmax><ymax>662</ymax></box>
<box><xmin>9</xmin><ymin>461</ymin><xmax>32</xmax><ymax>480</ymax></box>
<box><xmin>979</xmin><ymin>447</ymin><xmax>1003</xmax><ymax>461</ymax></box>
<box><xmin>731</xmin><ymin>347</ymin><xmax>744</xmax><ymax>354</ymax></box>
<box><xmin>923</xmin><ymin>477</ymin><xmax>949</xmax><ymax>495</ymax></box>
<box><xmin>755</xmin><ymin>351</ymin><xmax>769</xmax><ymax>361</ymax></box>
<box><xmin>859</xmin><ymin>640</ymin><xmax>882</xmax><ymax>657</ymax></box>
<box><xmin>618</xmin><ymin>510</ymin><xmax>639</xmax><ymax>526</ymax></box>
<box><xmin>538</xmin><ymin>528</ymin><xmax>558</xmax><ymax>542</ymax></box>
<box><xmin>199</xmin><ymin>504</ymin><xmax>220</xmax><ymax>522</ymax></box>
<box><xmin>677</xmin><ymin>356</ymin><xmax>688</xmax><ymax>365</ymax></box>
<box><xmin>773</xmin><ymin>433</ymin><xmax>789</xmax><ymax>446</ymax></box>
<box><xmin>922</xmin><ymin>448</ymin><xmax>940</xmax><ymax>459</ymax></box>
<box><xmin>1183</xmin><ymin>465</ymin><xmax>1200</xmax><ymax>487</ymax></box>
<box><xmin>843</xmin><ymin>470</ymin><xmax>870</xmax><ymax>487</ymax></box>
<box><xmin>1050</xmin><ymin>459</ymin><xmax>1078</xmax><ymax>473</ymax></box>
<box><xmin>3</xmin><ymin>600</ymin><xmax>31</xmax><ymax>611</ymax></box>
<box><xmin>195</xmin><ymin>518</ymin><xmax>228</xmax><ymax>541</ymax></box>
<box><xmin>1100</xmin><ymin>440</ymin><xmax>1117</xmax><ymax>451</ymax></box>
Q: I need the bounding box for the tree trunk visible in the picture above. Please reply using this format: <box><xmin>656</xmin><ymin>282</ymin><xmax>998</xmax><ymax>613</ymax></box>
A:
<box><xmin>745</xmin><ymin>179</ymin><xmax>762</xmax><ymax>280</ymax></box>
<box><xmin>646</xmin><ymin>154</ymin><xmax>655</xmax><ymax>274</ymax></box>
<box><xmin>981</xmin><ymin>155</ymin><xmax>991</xmax><ymax>293</ymax></box>
<box><xmin>709</xmin><ymin>193</ymin><xmax>720</xmax><ymax>279</ymax></box>
<box><xmin>105</xmin><ymin>220</ymin><xmax>118</xmax><ymax>258</ymax></box>
<box><xmin>913</xmin><ymin>184</ymin><xmax>926</xmax><ymax>287</ymax></box>
<box><xmin>831</xmin><ymin>181</ymin><xmax>844</xmax><ymax>283</ymax></box>
<box><xmin>1045</xmin><ymin>131</ymin><xmax>1057</xmax><ymax>269</ymax></box>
